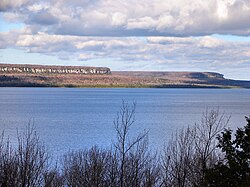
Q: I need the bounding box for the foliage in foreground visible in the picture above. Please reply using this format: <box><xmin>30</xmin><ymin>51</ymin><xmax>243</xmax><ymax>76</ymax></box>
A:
<box><xmin>205</xmin><ymin>116</ymin><xmax>250</xmax><ymax>187</ymax></box>
<box><xmin>0</xmin><ymin>102</ymin><xmax>249</xmax><ymax>187</ymax></box>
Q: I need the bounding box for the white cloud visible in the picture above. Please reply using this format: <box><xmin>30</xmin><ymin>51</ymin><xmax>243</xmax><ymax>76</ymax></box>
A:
<box><xmin>1</xmin><ymin>31</ymin><xmax>249</xmax><ymax>72</ymax></box>
<box><xmin>0</xmin><ymin>30</ymin><xmax>21</xmax><ymax>48</ymax></box>
<box><xmin>147</xmin><ymin>37</ymin><xmax>194</xmax><ymax>44</ymax></box>
<box><xmin>198</xmin><ymin>36</ymin><xmax>225</xmax><ymax>48</ymax></box>
<box><xmin>127</xmin><ymin>17</ymin><xmax>157</xmax><ymax>30</ymax></box>
<box><xmin>27</xmin><ymin>3</ymin><xmax>50</xmax><ymax>12</ymax></box>
<box><xmin>78</xmin><ymin>53</ymin><xmax>93</xmax><ymax>61</ymax></box>
<box><xmin>1</xmin><ymin>0</ymin><xmax>250</xmax><ymax>36</ymax></box>
<box><xmin>75</xmin><ymin>41</ymin><xmax>105</xmax><ymax>50</ymax></box>
<box><xmin>111</xmin><ymin>12</ymin><xmax>127</xmax><ymax>26</ymax></box>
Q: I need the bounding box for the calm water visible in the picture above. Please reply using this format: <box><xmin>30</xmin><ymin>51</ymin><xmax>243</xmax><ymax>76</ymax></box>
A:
<box><xmin>0</xmin><ymin>88</ymin><xmax>249</xmax><ymax>156</ymax></box>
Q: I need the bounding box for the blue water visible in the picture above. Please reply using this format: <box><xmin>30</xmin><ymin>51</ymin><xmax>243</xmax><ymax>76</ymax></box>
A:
<box><xmin>0</xmin><ymin>88</ymin><xmax>249</xmax><ymax>156</ymax></box>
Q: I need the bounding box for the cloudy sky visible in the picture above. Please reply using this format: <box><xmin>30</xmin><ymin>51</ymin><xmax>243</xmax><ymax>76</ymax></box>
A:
<box><xmin>0</xmin><ymin>0</ymin><xmax>250</xmax><ymax>80</ymax></box>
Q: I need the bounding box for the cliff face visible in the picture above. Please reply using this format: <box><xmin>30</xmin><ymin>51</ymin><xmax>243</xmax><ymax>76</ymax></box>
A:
<box><xmin>0</xmin><ymin>64</ymin><xmax>111</xmax><ymax>75</ymax></box>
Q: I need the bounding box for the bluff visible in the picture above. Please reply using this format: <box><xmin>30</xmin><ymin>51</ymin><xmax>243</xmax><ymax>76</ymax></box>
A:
<box><xmin>0</xmin><ymin>64</ymin><xmax>111</xmax><ymax>75</ymax></box>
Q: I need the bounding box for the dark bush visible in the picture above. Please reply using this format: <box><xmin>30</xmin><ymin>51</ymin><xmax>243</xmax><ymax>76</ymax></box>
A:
<box><xmin>205</xmin><ymin>116</ymin><xmax>250</xmax><ymax>187</ymax></box>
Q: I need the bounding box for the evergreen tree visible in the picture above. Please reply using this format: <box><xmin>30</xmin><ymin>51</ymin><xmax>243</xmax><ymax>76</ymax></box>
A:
<box><xmin>206</xmin><ymin>116</ymin><xmax>250</xmax><ymax>187</ymax></box>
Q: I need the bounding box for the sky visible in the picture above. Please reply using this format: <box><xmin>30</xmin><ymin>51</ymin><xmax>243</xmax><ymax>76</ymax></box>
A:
<box><xmin>0</xmin><ymin>0</ymin><xmax>250</xmax><ymax>80</ymax></box>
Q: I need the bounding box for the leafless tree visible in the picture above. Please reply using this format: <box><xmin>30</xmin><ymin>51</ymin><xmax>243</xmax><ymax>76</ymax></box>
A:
<box><xmin>113</xmin><ymin>101</ymin><xmax>161</xmax><ymax>187</ymax></box>
<box><xmin>191</xmin><ymin>109</ymin><xmax>230</xmax><ymax>186</ymax></box>
<box><xmin>16</xmin><ymin>124</ymin><xmax>50</xmax><ymax>187</ymax></box>
<box><xmin>62</xmin><ymin>101</ymin><xmax>161</xmax><ymax>187</ymax></box>
<box><xmin>162</xmin><ymin>109</ymin><xmax>229</xmax><ymax>187</ymax></box>
<box><xmin>162</xmin><ymin>126</ymin><xmax>196</xmax><ymax>187</ymax></box>
<box><xmin>0</xmin><ymin>124</ymin><xmax>51</xmax><ymax>187</ymax></box>
<box><xmin>63</xmin><ymin>146</ymin><xmax>110</xmax><ymax>187</ymax></box>
<box><xmin>44</xmin><ymin>166</ymin><xmax>64</xmax><ymax>187</ymax></box>
<box><xmin>0</xmin><ymin>132</ymin><xmax>19</xmax><ymax>186</ymax></box>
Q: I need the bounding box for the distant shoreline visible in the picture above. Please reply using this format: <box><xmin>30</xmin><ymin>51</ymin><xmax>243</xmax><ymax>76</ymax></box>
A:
<box><xmin>0</xmin><ymin>73</ymin><xmax>249</xmax><ymax>89</ymax></box>
<box><xmin>0</xmin><ymin>64</ymin><xmax>249</xmax><ymax>88</ymax></box>
<box><xmin>0</xmin><ymin>72</ymin><xmax>249</xmax><ymax>89</ymax></box>
<box><xmin>0</xmin><ymin>82</ymin><xmax>244</xmax><ymax>89</ymax></box>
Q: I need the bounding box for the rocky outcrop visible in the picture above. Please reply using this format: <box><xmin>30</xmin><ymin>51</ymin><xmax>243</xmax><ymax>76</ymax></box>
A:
<box><xmin>0</xmin><ymin>64</ymin><xmax>111</xmax><ymax>75</ymax></box>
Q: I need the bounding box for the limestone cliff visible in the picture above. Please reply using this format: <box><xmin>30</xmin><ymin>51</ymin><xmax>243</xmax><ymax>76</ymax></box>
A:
<box><xmin>0</xmin><ymin>64</ymin><xmax>111</xmax><ymax>75</ymax></box>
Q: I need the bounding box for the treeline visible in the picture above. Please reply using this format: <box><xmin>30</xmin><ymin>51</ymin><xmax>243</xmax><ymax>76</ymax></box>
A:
<box><xmin>0</xmin><ymin>102</ymin><xmax>250</xmax><ymax>187</ymax></box>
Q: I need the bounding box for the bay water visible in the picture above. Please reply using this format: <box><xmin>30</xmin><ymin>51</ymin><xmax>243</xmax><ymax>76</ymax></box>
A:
<box><xmin>0</xmin><ymin>88</ymin><xmax>249</xmax><ymax>156</ymax></box>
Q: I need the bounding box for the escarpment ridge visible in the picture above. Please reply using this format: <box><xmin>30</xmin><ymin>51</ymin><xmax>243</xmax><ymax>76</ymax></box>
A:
<box><xmin>0</xmin><ymin>63</ymin><xmax>111</xmax><ymax>75</ymax></box>
<box><xmin>0</xmin><ymin>63</ymin><xmax>249</xmax><ymax>88</ymax></box>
